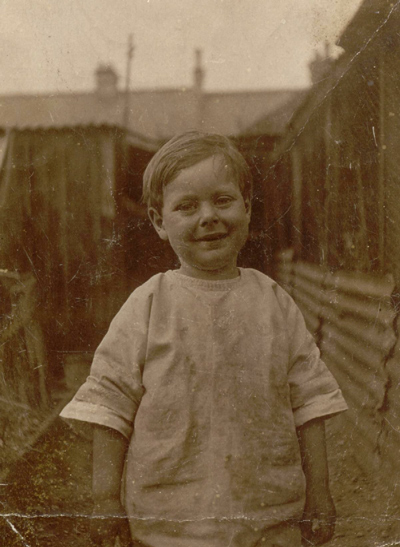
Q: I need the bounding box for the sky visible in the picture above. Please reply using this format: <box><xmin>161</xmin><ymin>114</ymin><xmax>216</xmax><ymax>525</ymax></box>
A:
<box><xmin>0</xmin><ymin>0</ymin><xmax>364</xmax><ymax>95</ymax></box>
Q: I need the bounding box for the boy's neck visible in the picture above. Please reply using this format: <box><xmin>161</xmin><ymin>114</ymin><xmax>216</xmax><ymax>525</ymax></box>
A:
<box><xmin>178</xmin><ymin>264</ymin><xmax>240</xmax><ymax>280</ymax></box>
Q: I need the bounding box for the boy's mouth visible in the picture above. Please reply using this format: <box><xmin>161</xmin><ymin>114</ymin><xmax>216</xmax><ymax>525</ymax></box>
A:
<box><xmin>196</xmin><ymin>232</ymin><xmax>228</xmax><ymax>242</ymax></box>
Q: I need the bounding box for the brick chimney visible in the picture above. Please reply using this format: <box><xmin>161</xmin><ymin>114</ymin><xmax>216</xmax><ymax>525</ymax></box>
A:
<box><xmin>95</xmin><ymin>64</ymin><xmax>119</xmax><ymax>99</ymax></box>
<box><xmin>193</xmin><ymin>49</ymin><xmax>205</xmax><ymax>92</ymax></box>
<box><xmin>309</xmin><ymin>42</ymin><xmax>333</xmax><ymax>86</ymax></box>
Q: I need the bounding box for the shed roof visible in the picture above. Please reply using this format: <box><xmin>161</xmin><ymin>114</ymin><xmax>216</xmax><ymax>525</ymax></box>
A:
<box><xmin>202</xmin><ymin>89</ymin><xmax>305</xmax><ymax>136</ymax></box>
<box><xmin>269</xmin><ymin>0</ymin><xmax>400</xmax><ymax>162</ymax></box>
<box><xmin>337</xmin><ymin>0</ymin><xmax>396</xmax><ymax>53</ymax></box>
<box><xmin>240</xmin><ymin>90</ymin><xmax>309</xmax><ymax>136</ymax></box>
<box><xmin>0</xmin><ymin>86</ymin><xmax>305</xmax><ymax>141</ymax></box>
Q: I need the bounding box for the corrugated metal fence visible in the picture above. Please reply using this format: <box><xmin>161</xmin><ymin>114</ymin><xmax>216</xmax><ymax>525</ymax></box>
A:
<box><xmin>276</xmin><ymin>257</ymin><xmax>399</xmax><ymax>473</ymax></box>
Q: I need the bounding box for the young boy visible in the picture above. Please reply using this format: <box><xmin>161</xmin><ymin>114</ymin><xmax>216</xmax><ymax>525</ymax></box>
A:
<box><xmin>61</xmin><ymin>132</ymin><xmax>347</xmax><ymax>547</ymax></box>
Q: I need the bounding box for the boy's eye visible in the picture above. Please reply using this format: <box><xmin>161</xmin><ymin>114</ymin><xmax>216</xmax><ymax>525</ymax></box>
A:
<box><xmin>215</xmin><ymin>196</ymin><xmax>234</xmax><ymax>206</ymax></box>
<box><xmin>175</xmin><ymin>201</ymin><xmax>197</xmax><ymax>212</ymax></box>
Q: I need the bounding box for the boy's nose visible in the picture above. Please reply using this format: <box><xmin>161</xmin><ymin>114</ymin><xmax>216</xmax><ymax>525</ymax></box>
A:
<box><xmin>199</xmin><ymin>202</ymin><xmax>218</xmax><ymax>225</ymax></box>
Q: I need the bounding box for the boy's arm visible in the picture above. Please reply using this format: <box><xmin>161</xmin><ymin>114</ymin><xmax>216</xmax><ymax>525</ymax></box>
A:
<box><xmin>91</xmin><ymin>424</ymin><xmax>132</xmax><ymax>547</ymax></box>
<box><xmin>297</xmin><ymin>417</ymin><xmax>336</xmax><ymax>546</ymax></box>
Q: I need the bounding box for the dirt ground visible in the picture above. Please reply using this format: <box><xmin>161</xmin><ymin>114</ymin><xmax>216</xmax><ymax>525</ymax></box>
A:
<box><xmin>1</xmin><ymin>414</ymin><xmax>400</xmax><ymax>546</ymax></box>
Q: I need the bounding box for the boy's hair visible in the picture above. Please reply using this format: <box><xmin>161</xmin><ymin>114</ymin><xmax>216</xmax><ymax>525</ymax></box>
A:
<box><xmin>142</xmin><ymin>131</ymin><xmax>253</xmax><ymax>211</ymax></box>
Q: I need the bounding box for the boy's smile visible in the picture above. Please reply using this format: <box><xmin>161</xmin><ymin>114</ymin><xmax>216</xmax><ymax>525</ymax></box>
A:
<box><xmin>149</xmin><ymin>154</ymin><xmax>251</xmax><ymax>280</ymax></box>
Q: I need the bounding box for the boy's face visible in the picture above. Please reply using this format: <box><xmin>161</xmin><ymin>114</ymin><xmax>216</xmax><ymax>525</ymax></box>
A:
<box><xmin>149</xmin><ymin>154</ymin><xmax>251</xmax><ymax>280</ymax></box>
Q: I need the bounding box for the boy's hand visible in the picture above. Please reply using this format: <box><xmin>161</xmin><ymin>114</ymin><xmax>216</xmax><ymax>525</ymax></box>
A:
<box><xmin>300</xmin><ymin>492</ymin><xmax>336</xmax><ymax>546</ymax></box>
<box><xmin>90</xmin><ymin>498</ymin><xmax>132</xmax><ymax>547</ymax></box>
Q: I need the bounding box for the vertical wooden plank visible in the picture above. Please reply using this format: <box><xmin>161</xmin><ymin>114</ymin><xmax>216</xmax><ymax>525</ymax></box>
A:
<box><xmin>378</xmin><ymin>47</ymin><xmax>386</xmax><ymax>268</ymax></box>
<box><xmin>322</xmin><ymin>93</ymin><xmax>332</xmax><ymax>268</ymax></box>
<box><xmin>0</xmin><ymin>273</ymin><xmax>48</xmax><ymax>409</ymax></box>
<box><xmin>290</xmin><ymin>147</ymin><xmax>303</xmax><ymax>258</ymax></box>
<box><xmin>24</xmin><ymin>323</ymin><xmax>48</xmax><ymax>408</ymax></box>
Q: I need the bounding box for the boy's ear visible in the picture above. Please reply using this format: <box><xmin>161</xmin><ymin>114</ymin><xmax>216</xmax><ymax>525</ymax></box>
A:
<box><xmin>148</xmin><ymin>207</ymin><xmax>169</xmax><ymax>241</ymax></box>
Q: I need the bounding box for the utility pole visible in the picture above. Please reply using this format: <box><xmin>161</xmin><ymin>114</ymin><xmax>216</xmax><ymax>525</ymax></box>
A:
<box><xmin>123</xmin><ymin>33</ymin><xmax>134</xmax><ymax>131</ymax></box>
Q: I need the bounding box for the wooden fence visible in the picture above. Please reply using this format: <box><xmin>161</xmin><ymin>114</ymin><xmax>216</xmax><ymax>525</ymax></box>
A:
<box><xmin>0</xmin><ymin>271</ymin><xmax>48</xmax><ymax>410</ymax></box>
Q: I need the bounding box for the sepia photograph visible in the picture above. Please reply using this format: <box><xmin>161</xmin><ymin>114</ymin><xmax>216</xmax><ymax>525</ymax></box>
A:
<box><xmin>0</xmin><ymin>1</ymin><xmax>399</xmax><ymax>545</ymax></box>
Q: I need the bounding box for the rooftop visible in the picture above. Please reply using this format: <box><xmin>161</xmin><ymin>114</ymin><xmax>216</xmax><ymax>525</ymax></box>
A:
<box><xmin>0</xmin><ymin>58</ymin><xmax>306</xmax><ymax>141</ymax></box>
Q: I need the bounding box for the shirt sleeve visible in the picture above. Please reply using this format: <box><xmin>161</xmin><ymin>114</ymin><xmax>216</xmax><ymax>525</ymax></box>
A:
<box><xmin>60</xmin><ymin>287</ymin><xmax>149</xmax><ymax>439</ymax></box>
<box><xmin>276</xmin><ymin>285</ymin><xmax>348</xmax><ymax>427</ymax></box>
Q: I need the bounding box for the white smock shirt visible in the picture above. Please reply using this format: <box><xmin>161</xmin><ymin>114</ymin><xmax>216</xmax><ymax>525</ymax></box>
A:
<box><xmin>61</xmin><ymin>268</ymin><xmax>347</xmax><ymax>547</ymax></box>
